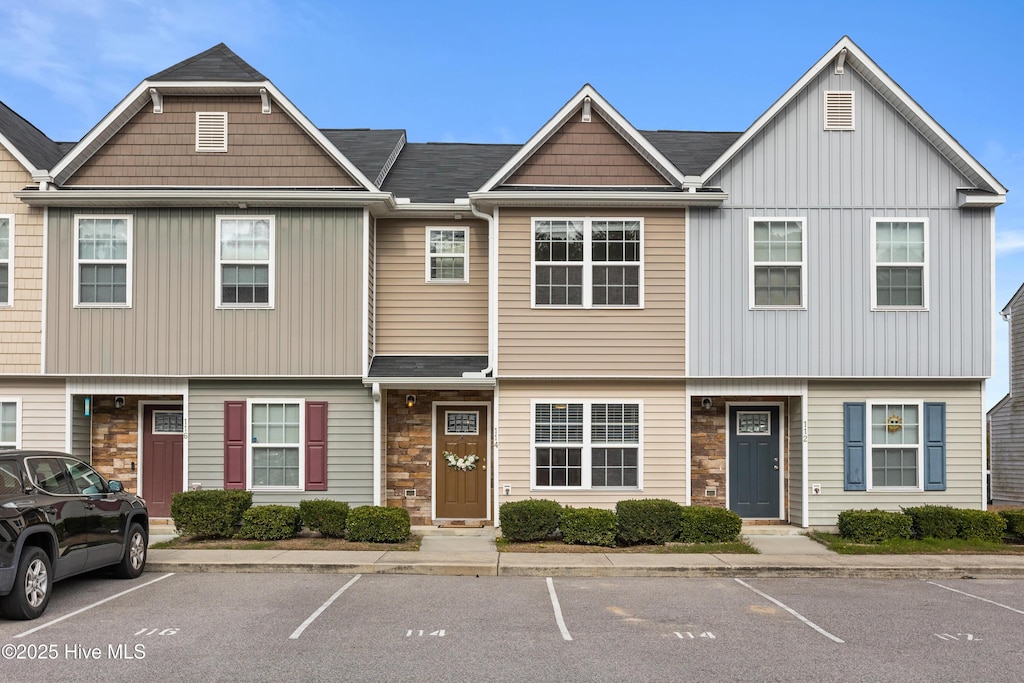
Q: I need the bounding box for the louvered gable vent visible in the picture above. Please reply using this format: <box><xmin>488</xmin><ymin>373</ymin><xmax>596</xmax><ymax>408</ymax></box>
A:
<box><xmin>196</xmin><ymin>112</ymin><xmax>228</xmax><ymax>152</ymax></box>
<box><xmin>824</xmin><ymin>91</ymin><xmax>854</xmax><ymax>130</ymax></box>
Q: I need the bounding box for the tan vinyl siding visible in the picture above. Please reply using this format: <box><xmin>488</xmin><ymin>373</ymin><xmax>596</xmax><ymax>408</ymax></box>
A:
<box><xmin>497</xmin><ymin>380</ymin><xmax>686</xmax><ymax>510</ymax></box>
<box><xmin>788</xmin><ymin>395</ymin><xmax>803</xmax><ymax>523</ymax></box>
<box><xmin>0</xmin><ymin>149</ymin><xmax>43</xmax><ymax>372</ymax></box>
<box><xmin>67</xmin><ymin>96</ymin><xmax>357</xmax><ymax>187</ymax></box>
<box><xmin>187</xmin><ymin>380</ymin><xmax>374</xmax><ymax>505</ymax></box>
<box><xmin>498</xmin><ymin>208</ymin><xmax>684</xmax><ymax>377</ymax></box>
<box><xmin>375</xmin><ymin>218</ymin><xmax>487</xmax><ymax>355</ymax></box>
<box><xmin>46</xmin><ymin>207</ymin><xmax>365</xmax><ymax>376</ymax></box>
<box><xmin>506</xmin><ymin>112</ymin><xmax>669</xmax><ymax>186</ymax></box>
<box><xmin>806</xmin><ymin>380</ymin><xmax>983</xmax><ymax>526</ymax></box>
<box><xmin>0</xmin><ymin>378</ymin><xmax>66</xmax><ymax>450</ymax></box>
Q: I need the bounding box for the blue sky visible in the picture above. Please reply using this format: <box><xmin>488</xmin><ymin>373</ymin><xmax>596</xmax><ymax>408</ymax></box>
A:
<box><xmin>1</xmin><ymin>0</ymin><xmax>1020</xmax><ymax>406</ymax></box>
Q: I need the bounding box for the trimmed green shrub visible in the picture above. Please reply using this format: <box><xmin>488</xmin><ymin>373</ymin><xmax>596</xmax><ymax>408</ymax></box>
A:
<box><xmin>1000</xmin><ymin>509</ymin><xmax>1024</xmax><ymax>542</ymax></box>
<box><xmin>677</xmin><ymin>506</ymin><xmax>743</xmax><ymax>543</ymax></box>
<box><xmin>170</xmin><ymin>489</ymin><xmax>253</xmax><ymax>539</ymax></box>
<box><xmin>345</xmin><ymin>506</ymin><xmax>411</xmax><ymax>543</ymax></box>
<box><xmin>836</xmin><ymin>509</ymin><xmax>913</xmax><ymax>543</ymax></box>
<box><xmin>300</xmin><ymin>499</ymin><xmax>350</xmax><ymax>538</ymax></box>
<box><xmin>957</xmin><ymin>509</ymin><xmax>1006</xmax><ymax>542</ymax></box>
<box><xmin>903</xmin><ymin>505</ymin><xmax>961</xmax><ymax>540</ymax></box>
<box><xmin>615</xmin><ymin>499</ymin><xmax>682</xmax><ymax>545</ymax></box>
<box><xmin>237</xmin><ymin>505</ymin><xmax>302</xmax><ymax>541</ymax></box>
<box><xmin>559</xmin><ymin>507</ymin><xmax>617</xmax><ymax>547</ymax></box>
<box><xmin>499</xmin><ymin>499</ymin><xmax>562</xmax><ymax>542</ymax></box>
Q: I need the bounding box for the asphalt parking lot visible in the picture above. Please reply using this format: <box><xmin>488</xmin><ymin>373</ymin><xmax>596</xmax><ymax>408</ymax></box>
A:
<box><xmin>1</xmin><ymin>573</ymin><xmax>1022</xmax><ymax>682</ymax></box>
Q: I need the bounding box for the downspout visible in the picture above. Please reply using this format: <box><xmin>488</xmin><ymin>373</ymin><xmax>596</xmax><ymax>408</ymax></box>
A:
<box><xmin>469</xmin><ymin>202</ymin><xmax>498</xmax><ymax>523</ymax></box>
<box><xmin>372</xmin><ymin>382</ymin><xmax>382</xmax><ymax>506</ymax></box>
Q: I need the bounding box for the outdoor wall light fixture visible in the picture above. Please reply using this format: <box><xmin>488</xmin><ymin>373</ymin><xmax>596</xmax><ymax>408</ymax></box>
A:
<box><xmin>406</xmin><ymin>394</ymin><xmax>417</xmax><ymax>408</ymax></box>
<box><xmin>701</xmin><ymin>397</ymin><xmax>713</xmax><ymax>410</ymax></box>
<box><xmin>114</xmin><ymin>396</ymin><xmax>126</xmax><ymax>409</ymax></box>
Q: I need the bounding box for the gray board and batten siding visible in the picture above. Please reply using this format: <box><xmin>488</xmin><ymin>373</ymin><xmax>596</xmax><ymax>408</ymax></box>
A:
<box><xmin>989</xmin><ymin>290</ymin><xmax>1024</xmax><ymax>504</ymax></box>
<box><xmin>45</xmin><ymin>207</ymin><xmax>365</xmax><ymax>377</ymax></box>
<box><xmin>688</xmin><ymin>59</ymin><xmax>992</xmax><ymax>378</ymax></box>
<box><xmin>188</xmin><ymin>380</ymin><xmax>375</xmax><ymax>505</ymax></box>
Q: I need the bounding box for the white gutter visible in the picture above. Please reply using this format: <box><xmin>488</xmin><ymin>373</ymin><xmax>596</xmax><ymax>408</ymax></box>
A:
<box><xmin>372</xmin><ymin>382</ymin><xmax>382</xmax><ymax>506</ymax></box>
<box><xmin>14</xmin><ymin>188</ymin><xmax>395</xmax><ymax>209</ymax></box>
<box><xmin>469</xmin><ymin>190</ymin><xmax>727</xmax><ymax>209</ymax></box>
<box><xmin>466</xmin><ymin>202</ymin><xmax>497</xmax><ymax>379</ymax></box>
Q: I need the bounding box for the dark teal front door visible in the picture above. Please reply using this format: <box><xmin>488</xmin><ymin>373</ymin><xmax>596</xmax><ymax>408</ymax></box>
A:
<box><xmin>729</xmin><ymin>406</ymin><xmax>780</xmax><ymax>518</ymax></box>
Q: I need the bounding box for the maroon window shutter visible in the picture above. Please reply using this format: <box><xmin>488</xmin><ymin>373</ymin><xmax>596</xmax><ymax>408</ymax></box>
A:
<box><xmin>305</xmin><ymin>401</ymin><xmax>328</xmax><ymax>491</ymax></box>
<box><xmin>223</xmin><ymin>401</ymin><xmax>247</xmax><ymax>490</ymax></box>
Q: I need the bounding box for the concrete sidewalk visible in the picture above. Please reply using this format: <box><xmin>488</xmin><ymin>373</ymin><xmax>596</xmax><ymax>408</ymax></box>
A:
<box><xmin>145</xmin><ymin>530</ymin><xmax>1024</xmax><ymax>579</ymax></box>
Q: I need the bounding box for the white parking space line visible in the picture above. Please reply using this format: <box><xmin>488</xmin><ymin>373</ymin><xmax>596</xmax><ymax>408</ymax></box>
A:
<box><xmin>927</xmin><ymin>581</ymin><xmax>1024</xmax><ymax>615</ymax></box>
<box><xmin>734</xmin><ymin>578</ymin><xmax>844</xmax><ymax>643</ymax></box>
<box><xmin>289</xmin><ymin>574</ymin><xmax>362</xmax><ymax>640</ymax></box>
<box><xmin>15</xmin><ymin>573</ymin><xmax>175</xmax><ymax>639</ymax></box>
<box><xmin>546</xmin><ymin>577</ymin><xmax>572</xmax><ymax>641</ymax></box>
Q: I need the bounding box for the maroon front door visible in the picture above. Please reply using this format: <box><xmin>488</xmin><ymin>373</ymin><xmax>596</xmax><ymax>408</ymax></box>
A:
<box><xmin>142</xmin><ymin>405</ymin><xmax>184</xmax><ymax>518</ymax></box>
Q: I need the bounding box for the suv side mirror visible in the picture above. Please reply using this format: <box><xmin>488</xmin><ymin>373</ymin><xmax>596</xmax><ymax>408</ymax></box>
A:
<box><xmin>108</xmin><ymin>480</ymin><xmax>124</xmax><ymax>493</ymax></box>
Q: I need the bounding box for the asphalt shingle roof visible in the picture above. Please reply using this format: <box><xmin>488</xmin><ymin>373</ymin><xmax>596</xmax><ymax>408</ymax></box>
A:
<box><xmin>321</xmin><ymin>129</ymin><xmax>406</xmax><ymax>187</ymax></box>
<box><xmin>381</xmin><ymin>143</ymin><xmax>519</xmax><ymax>203</ymax></box>
<box><xmin>0</xmin><ymin>99</ymin><xmax>64</xmax><ymax>171</ymax></box>
<box><xmin>148</xmin><ymin>43</ymin><xmax>266</xmax><ymax>82</ymax></box>
<box><xmin>368</xmin><ymin>356</ymin><xmax>490</xmax><ymax>379</ymax></box>
<box><xmin>640</xmin><ymin>131</ymin><xmax>743</xmax><ymax>177</ymax></box>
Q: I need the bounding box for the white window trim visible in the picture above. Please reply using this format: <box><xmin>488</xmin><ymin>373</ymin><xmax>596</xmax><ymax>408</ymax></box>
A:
<box><xmin>0</xmin><ymin>397</ymin><xmax>22</xmax><ymax>449</ymax></box>
<box><xmin>73</xmin><ymin>214</ymin><xmax>133</xmax><ymax>308</ymax></box>
<box><xmin>196</xmin><ymin>112</ymin><xmax>228</xmax><ymax>152</ymax></box>
<box><xmin>216</xmin><ymin>215</ymin><xmax>276</xmax><ymax>309</ymax></box>
<box><xmin>529</xmin><ymin>399</ymin><xmax>644</xmax><ymax>491</ymax></box>
<box><xmin>0</xmin><ymin>214</ymin><xmax>12</xmax><ymax>307</ymax></box>
<box><xmin>865</xmin><ymin>399</ymin><xmax>924</xmax><ymax>492</ymax></box>
<box><xmin>748</xmin><ymin>217</ymin><xmax>807</xmax><ymax>310</ymax></box>
<box><xmin>425</xmin><ymin>226</ymin><xmax>470</xmax><ymax>283</ymax></box>
<box><xmin>246</xmin><ymin>398</ymin><xmax>305</xmax><ymax>492</ymax></box>
<box><xmin>531</xmin><ymin>217</ymin><xmax>645</xmax><ymax>309</ymax></box>
<box><xmin>870</xmin><ymin>217</ymin><xmax>929</xmax><ymax>311</ymax></box>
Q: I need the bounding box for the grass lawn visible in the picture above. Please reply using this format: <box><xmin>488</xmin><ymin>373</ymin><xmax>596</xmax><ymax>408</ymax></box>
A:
<box><xmin>809</xmin><ymin>531</ymin><xmax>1024</xmax><ymax>555</ymax></box>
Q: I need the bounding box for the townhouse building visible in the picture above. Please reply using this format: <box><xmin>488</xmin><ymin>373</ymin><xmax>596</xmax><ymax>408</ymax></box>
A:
<box><xmin>0</xmin><ymin>37</ymin><xmax>1003</xmax><ymax>527</ymax></box>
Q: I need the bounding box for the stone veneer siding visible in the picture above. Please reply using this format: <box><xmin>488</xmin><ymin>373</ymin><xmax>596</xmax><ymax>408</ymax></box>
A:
<box><xmin>689</xmin><ymin>396</ymin><xmax>790</xmax><ymax>520</ymax></box>
<box><xmin>89</xmin><ymin>394</ymin><xmax>178</xmax><ymax>493</ymax></box>
<box><xmin>385</xmin><ymin>388</ymin><xmax>493</xmax><ymax>525</ymax></box>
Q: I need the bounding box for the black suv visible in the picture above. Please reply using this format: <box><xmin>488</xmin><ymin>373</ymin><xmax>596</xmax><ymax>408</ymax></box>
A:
<box><xmin>0</xmin><ymin>451</ymin><xmax>149</xmax><ymax>620</ymax></box>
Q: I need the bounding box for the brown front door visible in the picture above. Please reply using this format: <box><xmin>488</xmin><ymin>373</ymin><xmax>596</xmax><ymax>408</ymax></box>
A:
<box><xmin>435</xmin><ymin>405</ymin><xmax>488</xmax><ymax>519</ymax></box>
<box><xmin>142</xmin><ymin>405</ymin><xmax>184</xmax><ymax>518</ymax></box>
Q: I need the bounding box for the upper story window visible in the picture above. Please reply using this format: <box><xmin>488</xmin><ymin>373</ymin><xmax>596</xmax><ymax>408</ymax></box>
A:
<box><xmin>75</xmin><ymin>215</ymin><xmax>132</xmax><ymax>307</ymax></box>
<box><xmin>872</xmin><ymin>218</ymin><xmax>927</xmax><ymax>309</ymax></box>
<box><xmin>0</xmin><ymin>400</ymin><xmax>19</xmax><ymax>450</ymax></box>
<box><xmin>533</xmin><ymin>218</ymin><xmax>642</xmax><ymax>308</ymax></box>
<box><xmin>217</xmin><ymin>216</ymin><xmax>274</xmax><ymax>308</ymax></box>
<box><xmin>0</xmin><ymin>215</ymin><xmax>11</xmax><ymax>306</ymax></box>
<box><xmin>196</xmin><ymin>112</ymin><xmax>228</xmax><ymax>152</ymax></box>
<box><xmin>426</xmin><ymin>227</ymin><xmax>468</xmax><ymax>282</ymax></box>
<box><xmin>750</xmin><ymin>218</ymin><xmax>805</xmax><ymax>308</ymax></box>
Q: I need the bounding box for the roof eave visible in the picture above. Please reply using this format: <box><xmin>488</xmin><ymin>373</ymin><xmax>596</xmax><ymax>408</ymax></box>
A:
<box><xmin>468</xmin><ymin>189</ymin><xmax>727</xmax><ymax>209</ymax></box>
<box><xmin>14</xmin><ymin>187</ymin><xmax>395</xmax><ymax>209</ymax></box>
<box><xmin>362</xmin><ymin>376</ymin><xmax>496</xmax><ymax>389</ymax></box>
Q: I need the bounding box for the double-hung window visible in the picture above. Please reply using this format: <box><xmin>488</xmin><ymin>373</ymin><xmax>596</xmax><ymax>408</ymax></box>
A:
<box><xmin>75</xmin><ymin>215</ymin><xmax>131</xmax><ymax>307</ymax></box>
<box><xmin>750</xmin><ymin>218</ymin><xmax>805</xmax><ymax>308</ymax></box>
<box><xmin>533</xmin><ymin>218</ymin><xmax>642</xmax><ymax>308</ymax></box>
<box><xmin>217</xmin><ymin>216</ymin><xmax>274</xmax><ymax>308</ymax></box>
<box><xmin>426</xmin><ymin>227</ymin><xmax>468</xmax><ymax>282</ymax></box>
<box><xmin>0</xmin><ymin>399</ymin><xmax>19</xmax><ymax>450</ymax></box>
<box><xmin>872</xmin><ymin>218</ymin><xmax>927</xmax><ymax>309</ymax></box>
<box><xmin>869</xmin><ymin>403</ymin><xmax>920</xmax><ymax>488</ymax></box>
<box><xmin>843</xmin><ymin>400</ymin><xmax>946</xmax><ymax>492</ymax></box>
<box><xmin>0</xmin><ymin>215</ymin><xmax>11</xmax><ymax>306</ymax></box>
<box><xmin>533</xmin><ymin>401</ymin><xmax>641</xmax><ymax>489</ymax></box>
<box><xmin>249</xmin><ymin>400</ymin><xmax>303</xmax><ymax>489</ymax></box>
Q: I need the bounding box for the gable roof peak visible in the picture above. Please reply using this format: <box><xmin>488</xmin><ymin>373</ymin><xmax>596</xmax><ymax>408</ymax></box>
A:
<box><xmin>147</xmin><ymin>42</ymin><xmax>267</xmax><ymax>82</ymax></box>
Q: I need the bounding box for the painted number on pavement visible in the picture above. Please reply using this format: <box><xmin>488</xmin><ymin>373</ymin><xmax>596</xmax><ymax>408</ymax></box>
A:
<box><xmin>675</xmin><ymin>632</ymin><xmax>715</xmax><ymax>640</ymax></box>
<box><xmin>934</xmin><ymin>633</ymin><xmax>981</xmax><ymax>641</ymax></box>
<box><xmin>134</xmin><ymin>628</ymin><xmax>179</xmax><ymax>637</ymax></box>
<box><xmin>406</xmin><ymin>630</ymin><xmax>446</xmax><ymax>637</ymax></box>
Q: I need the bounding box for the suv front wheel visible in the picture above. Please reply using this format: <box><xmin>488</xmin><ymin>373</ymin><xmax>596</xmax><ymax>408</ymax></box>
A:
<box><xmin>0</xmin><ymin>547</ymin><xmax>52</xmax><ymax>620</ymax></box>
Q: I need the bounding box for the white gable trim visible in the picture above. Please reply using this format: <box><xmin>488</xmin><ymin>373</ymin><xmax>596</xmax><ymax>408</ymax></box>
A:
<box><xmin>700</xmin><ymin>36</ymin><xmax>1006</xmax><ymax>197</ymax></box>
<box><xmin>0</xmin><ymin>132</ymin><xmax>41</xmax><ymax>175</ymax></box>
<box><xmin>477</xmin><ymin>84</ymin><xmax>687</xmax><ymax>192</ymax></box>
<box><xmin>48</xmin><ymin>80</ymin><xmax>379</xmax><ymax>191</ymax></box>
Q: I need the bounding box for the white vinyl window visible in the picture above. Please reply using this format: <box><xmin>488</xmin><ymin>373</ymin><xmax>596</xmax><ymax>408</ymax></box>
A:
<box><xmin>533</xmin><ymin>218</ymin><xmax>643</xmax><ymax>308</ymax></box>
<box><xmin>248</xmin><ymin>400</ymin><xmax>304</xmax><ymax>490</ymax></box>
<box><xmin>74</xmin><ymin>215</ymin><xmax>132</xmax><ymax>307</ymax></box>
<box><xmin>867</xmin><ymin>402</ymin><xmax>922</xmax><ymax>490</ymax></box>
<box><xmin>196</xmin><ymin>112</ymin><xmax>228</xmax><ymax>152</ymax></box>
<box><xmin>872</xmin><ymin>218</ymin><xmax>927</xmax><ymax>309</ymax></box>
<box><xmin>426</xmin><ymin>227</ymin><xmax>468</xmax><ymax>282</ymax></box>
<box><xmin>0</xmin><ymin>215</ymin><xmax>11</xmax><ymax>306</ymax></box>
<box><xmin>217</xmin><ymin>216</ymin><xmax>274</xmax><ymax>308</ymax></box>
<box><xmin>532</xmin><ymin>401</ymin><xmax>641</xmax><ymax>489</ymax></box>
<box><xmin>0</xmin><ymin>399</ymin><xmax>20</xmax><ymax>450</ymax></box>
<box><xmin>750</xmin><ymin>218</ymin><xmax>805</xmax><ymax>308</ymax></box>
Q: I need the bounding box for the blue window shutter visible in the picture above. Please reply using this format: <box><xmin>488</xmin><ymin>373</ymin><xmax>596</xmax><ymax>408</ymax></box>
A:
<box><xmin>923</xmin><ymin>402</ymin><xmax>946</xmax><ymax>491</ymax></box>
<box><xmin>844</xmin><ymin>402</ymin><xmax>866</xmax><ymax>491</ymax></box>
